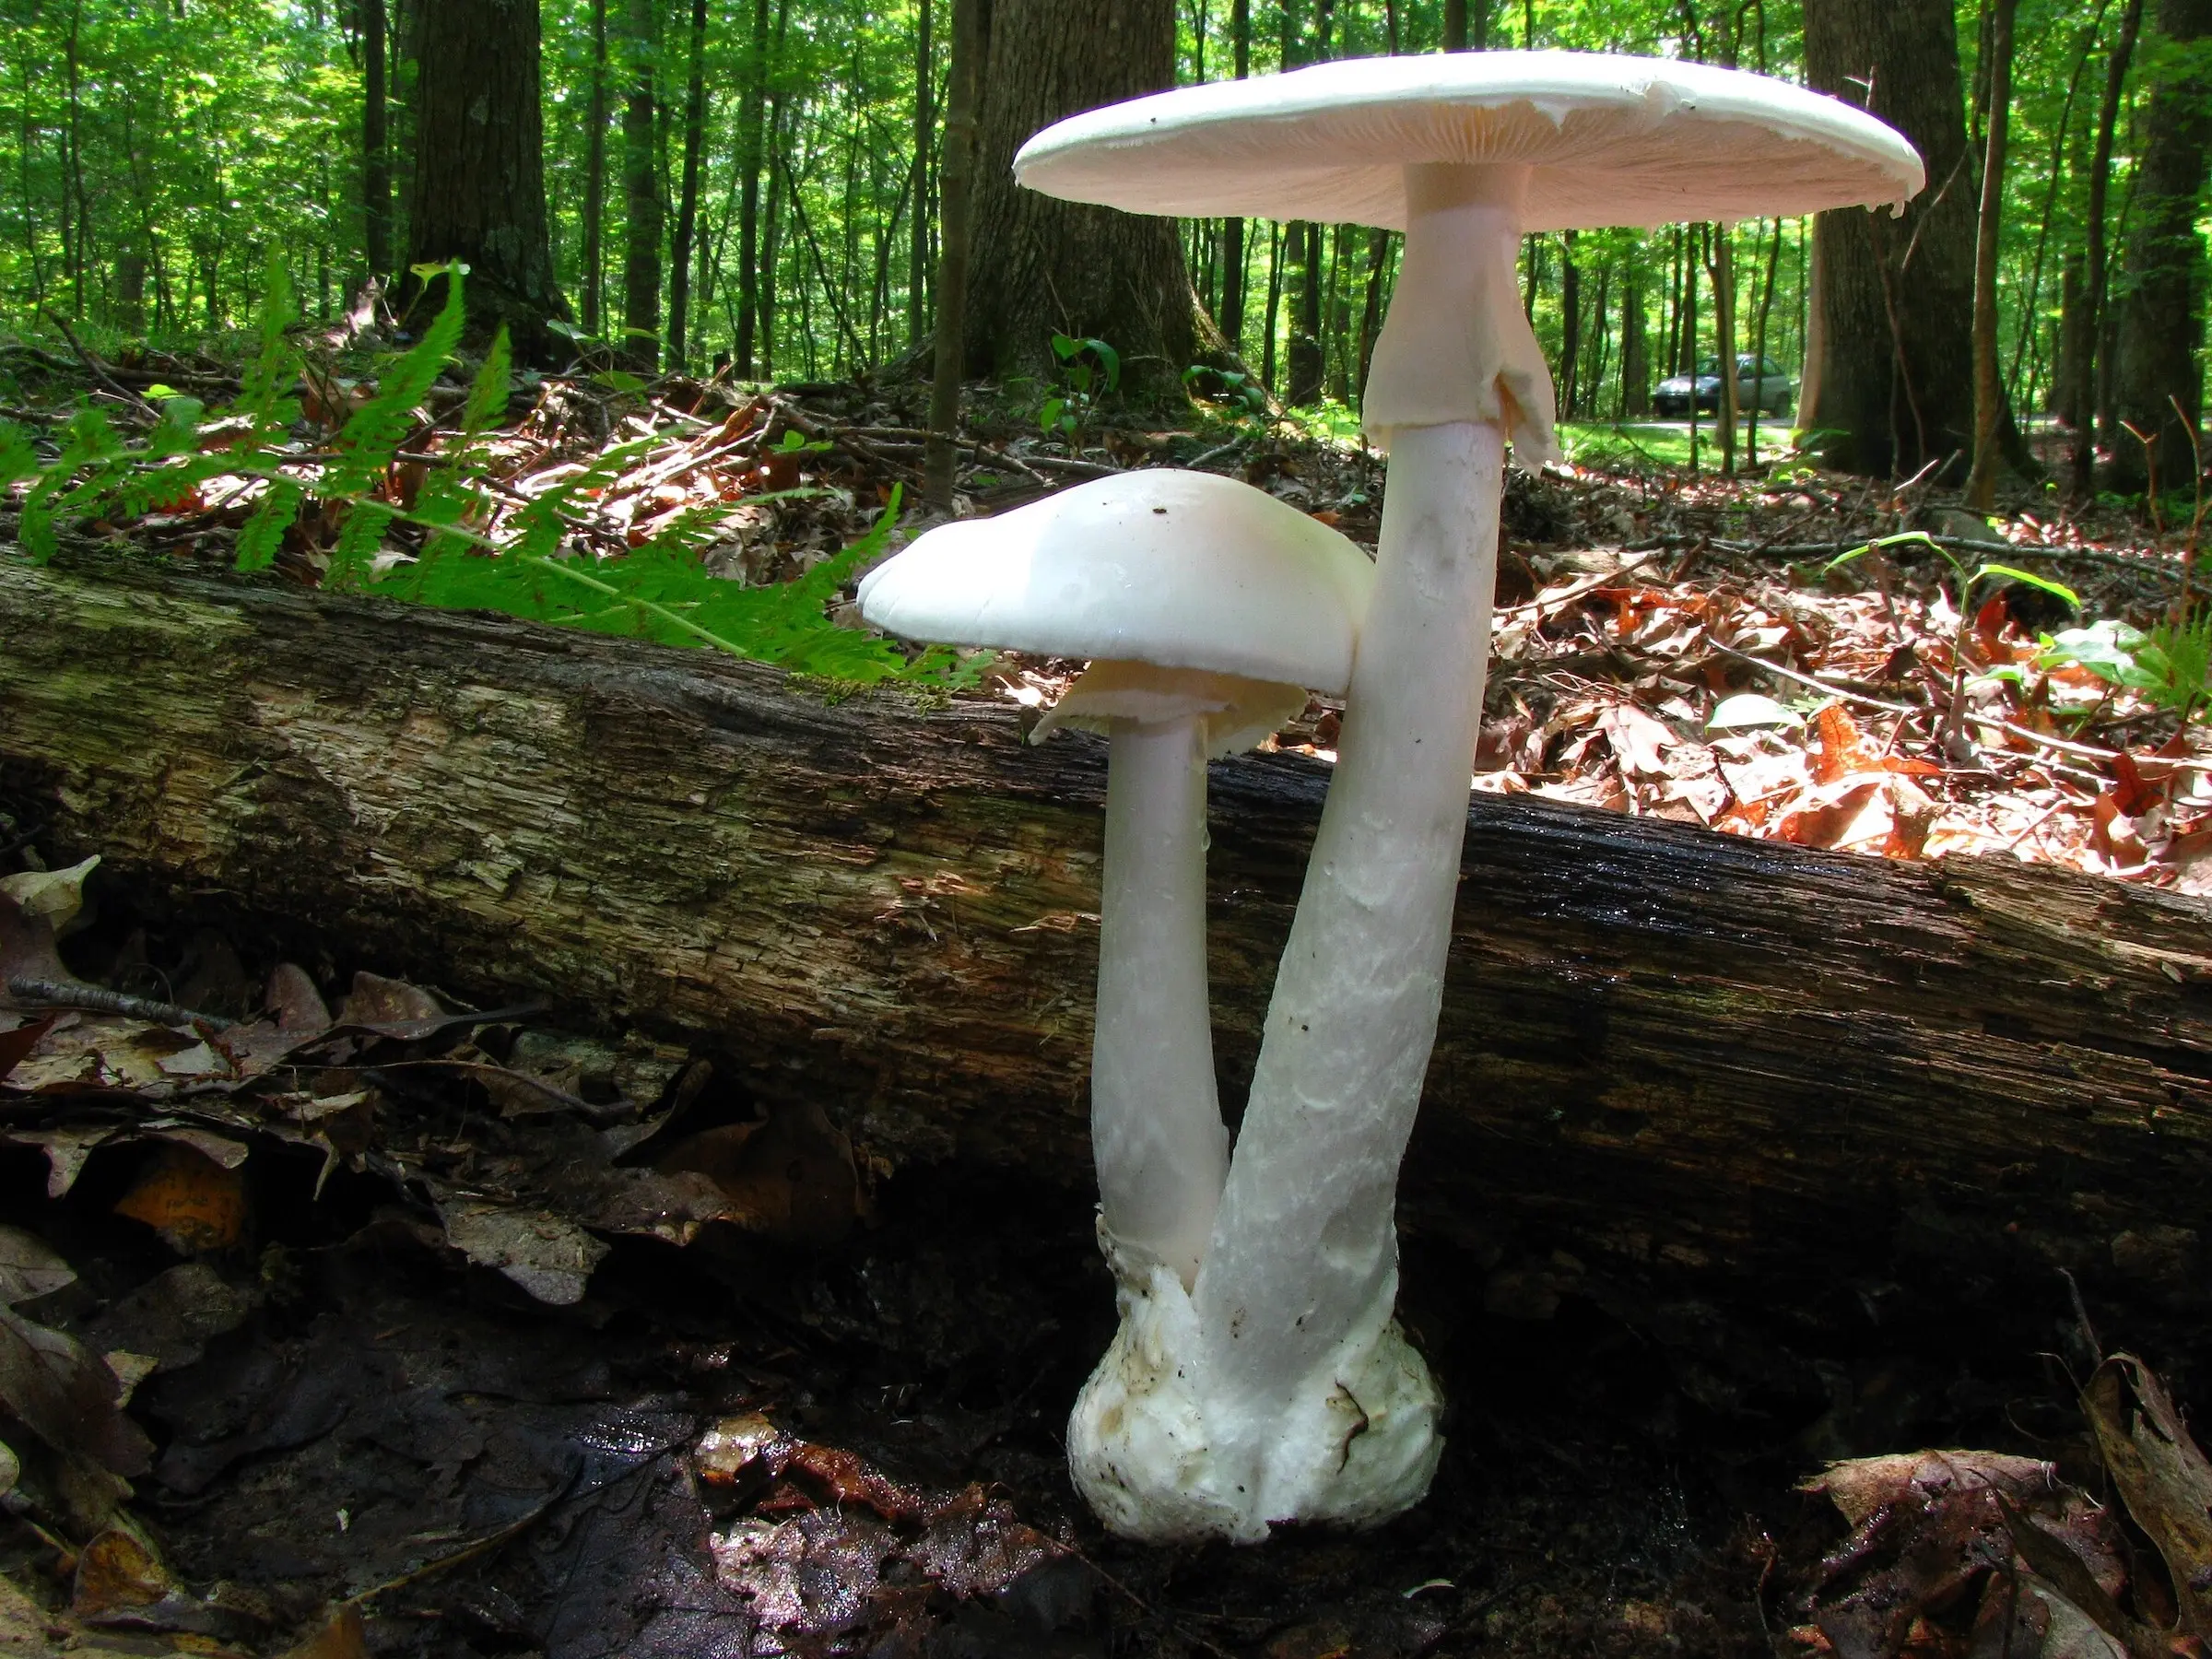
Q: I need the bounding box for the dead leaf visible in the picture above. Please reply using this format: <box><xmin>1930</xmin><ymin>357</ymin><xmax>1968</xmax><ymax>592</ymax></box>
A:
<box><xmin>71</xmin><ymin>1529</ymin><xmax>171</xmax><ymax>1622</ymax></box>
<box><xmin>114</xmin><ymin>1142</ymin><xmax>250</xmax><ymax>1253</ymax></box>
<box><xmin>0</xmin><ymin>1227</ymin><xmax>76</xmax><ymax>1305</ymax></box>
<box><xmin>1812</xmin><ymin>705</ymin><xmax>1880</xmax><ymax>784</ymax></box>
<box><xmin>276</xmin><ymin>1606</ymin><xmax>366</xmax><ymax>1659</ymax></box>
<box><xmin>1884</xmin><ymin>775</ymin><xmax>1941</xmax><ymax>859</ymax></box>
<box><xmin>0</xmin><ymin>1015</ymin><xmax>56</xmax><ymax>1083</ymax></box>
<box><xmin>6</xmin><ymin>1124</ymin><xmax>120</xmax><ymax>1197</ymax></box>
<box><xmin>436</xmin><ymin>1200</ymin><xmax>610</xmax><ymax>1305</ymax></box>
<box><xmin>335</xmin><ymin>970</ymin><xmax>442</xmax><ymax>1028</ymax></box>
<box><xmin>0</xmin><ymin>855</ymin><xmax>99</xmax><ymax>931</ymax></box>
<box><xmin>0</xmin><ymin>1305</ymin><xmax>154</xmax><ymax>1476</ymax></box>
<box><xmin>653</xmin><ymin>1100</ymin><xmax>861</xmax><ymax>1245</ymax></box>
<box><xmin>2083</xmin><ymin>1355</ymin><xmax>2212</xmax><ymax>1647</ymax></box>
<box><xmin>266</xmin><ymin>963</ymin><xmax>332</xmax><ymax>1032</ymax></box>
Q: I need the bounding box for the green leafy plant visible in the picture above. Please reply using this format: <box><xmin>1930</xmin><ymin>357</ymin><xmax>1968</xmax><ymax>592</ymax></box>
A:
<box><xmin>0</xmin><ymin>265</ymin><xmax>974</xmax><ymax>690</ymax></box>
<box><xmin>2040</xmin><ymin>614</ymin><xmax>2212</xmax><ymax>726</ymax></box>
<box><xmin>1039</xmin><ymin>333</ymin><xmax>1119</xmax><ymax>448</ymax></box>
<box><xmin>1182</xmin><ymin>363</ymin><xmax>1267</xmax><ymax>418</ymax></box>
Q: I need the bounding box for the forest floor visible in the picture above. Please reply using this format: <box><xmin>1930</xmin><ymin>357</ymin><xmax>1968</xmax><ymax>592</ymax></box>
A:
<box><xmin>6</xmin><ymin>340</ymin><xmax>2212</xmax><ymax>1659</ymax></box>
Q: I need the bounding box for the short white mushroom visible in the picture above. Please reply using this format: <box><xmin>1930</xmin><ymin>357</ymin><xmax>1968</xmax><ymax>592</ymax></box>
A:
<box><xmin>857</xmin><ymin>473</ymin><xmax>1373</xmax><ymax>1300</ymax></box>
<box><xmin>1017</xmin><ymin>52</ymin><xmax>1924</xmax><ymax>1542</ymax></box>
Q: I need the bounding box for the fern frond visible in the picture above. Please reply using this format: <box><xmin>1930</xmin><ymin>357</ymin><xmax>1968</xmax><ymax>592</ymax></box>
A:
<box><xmin>327</xmin><ymin>265</ymin><xmax>467</xmax><ymax>498</ymax></box>
<box><xmin>235</xmin><ymin>478</ymin><xmax>302</xmax><ymax>572</ymax></box>
<box><xmin>0</xmin><ymin>421</ymin><xmax>35</xmax><ymax>492</ymax></box>
<box><xmin>238</xmin><ymin>254</ymin><xmax>303</xmax><ymax>433</ymax></box>
<box><xmin>328</xmin><ymin>502</ymin><xmax>397</xmax><ymax>588</ymax></box>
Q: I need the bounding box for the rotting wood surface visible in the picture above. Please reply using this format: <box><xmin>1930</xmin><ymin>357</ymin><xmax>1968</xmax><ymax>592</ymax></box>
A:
<box><xmin>4</xmin><ymin>548</ymin><xmax>2211</xmax><ymax>1344</ymax></box>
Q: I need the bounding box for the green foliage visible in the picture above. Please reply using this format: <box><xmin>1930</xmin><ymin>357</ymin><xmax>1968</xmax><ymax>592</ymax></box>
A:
<box><xmin>2040</xmin><ymin>615</ymin><xmax>2212</xmax><ymax>725</ymax></box>
<box><xmin>1041</xmin><ymin>334</ymin><xmax>1120</xmax><ymax>443</ymax></box>
<box><xmin>4</xmin><ymin>267</ymin><xmax>970</xmax><ymax>691</ymax></box>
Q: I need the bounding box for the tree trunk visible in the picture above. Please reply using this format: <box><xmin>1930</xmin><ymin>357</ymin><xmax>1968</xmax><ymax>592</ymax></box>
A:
<box><xmin>665</xmin><ymin>0</ymin><xmax>708</xmax><ymax>370</ymax></box>
<box><xmin>908</xmin><ymin>0</ymin><xmax>934</xmax><ymax>348</ymax></box>
<box><xmin>6</xmin><ymin>548</ymin><xmax>2212</xmax><ymax>1353</ymax></box>
<box><xmin>2110</xmin><ymin>0</ymin><xmax>2212</xmax><ymax>496</ymax></box>
<box><xmin>1802</xmin><ymin>0</ymin><xmax>1977</xmax><ymax>480</ymax></box>
<box><xmin>620</xmin><ymin>0</ymin><xmax>664</xmax><ymax>373</ymax></box>
<box><xmin>1622</xmin><ymin>277</ymin><xmax>1649</xmax><ymax>415</ymax></box>
<box><xmin>924</xmin><ymin>0</ymin><xmax>983</xmax><ymax>508</ymax></box>
<box><xmin>582</xmin><ymin>0</ymin><xmax>610</xmax><ymax>339</ymax></box>
<box><xmin>735</xmin><ymin>0</ymin><xmax>771</xmax><ymax>376</ymax></box>
<box><xmin>1559</xmin><ymin>232</ymin><xmax>1582</xmax><ymax>421</ymax></box>
<box><xmin>1288</xmin><ymin>222</ymin><xmax>1324</xmax><ymax>405</ymax></box>
<box><xmin>402</xmin><ymin>0</ymin><xmax>568</xmax><ymax>364</ymax></box>
<box><xmin>2072</xmin><ymin>0</ymin><xmax>2147</xmax><ymax>492</ymax></box>
<box><xmin>1218</xmin><ymin>0</ymin><xmax>1251</xmax><ymax>351</ymax></box>
<box><xmin>963</xmin><ymin>0</ymin><xmax>1196</xmax><ymax>400</ymax></box>
<box><xmin>361</xmin><ymin>0</ymin><xmax>391</xmax><ymax>287</ymax></box>
<box><xmin>1965</xmin><ymin>0</ymin><xmax>2018</xmax><ymax>512</ymax></box>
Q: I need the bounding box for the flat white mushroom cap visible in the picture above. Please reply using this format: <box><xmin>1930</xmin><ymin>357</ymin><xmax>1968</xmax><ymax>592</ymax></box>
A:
<box><xmin>1016</xmin><ymin>51</ymin><xmax>1923</xmax><ymax>231</ymax></box>
<box><xmin>857</xmin><ymin>471</ymin><xmax>1375</xmax><ymax>692</ymax></box>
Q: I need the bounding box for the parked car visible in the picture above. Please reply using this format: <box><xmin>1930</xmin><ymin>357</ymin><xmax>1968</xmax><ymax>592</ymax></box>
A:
<box><xmin>1653</xmin><ymin>354</ymin><xmax>1794</xmax><ymax>418</ymax></box>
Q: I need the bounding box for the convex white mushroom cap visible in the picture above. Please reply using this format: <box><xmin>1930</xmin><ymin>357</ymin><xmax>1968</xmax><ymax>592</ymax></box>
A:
<box><xmin>857</xmin><ymin>471</ymin><xmax>1376</xmax><ymax>700</ymax></box>
<box><xmin>1014</xmin><ymin>51</ymin><xmax>1924</xmax><ymax>230</ymax></box>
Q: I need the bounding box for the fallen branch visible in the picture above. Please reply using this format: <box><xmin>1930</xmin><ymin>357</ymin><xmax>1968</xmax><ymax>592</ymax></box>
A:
<box><xmin>5</xmin><ymin>547</ymin><xmax>2212</xmax><ymax>1352</ymax></box>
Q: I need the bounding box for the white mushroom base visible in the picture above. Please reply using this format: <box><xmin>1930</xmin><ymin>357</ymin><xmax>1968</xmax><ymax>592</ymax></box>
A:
<box><xmin>1067</xmin><ymin>1239</ymin><xmax>1442</xmax><ymax>1545</ymax></box>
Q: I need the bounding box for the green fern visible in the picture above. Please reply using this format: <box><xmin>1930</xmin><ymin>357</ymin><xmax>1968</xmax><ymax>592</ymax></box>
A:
<box><xmin>2</xmin><ymin>265</ymin><xmax>966</xmax><ymax>689</ymax></box>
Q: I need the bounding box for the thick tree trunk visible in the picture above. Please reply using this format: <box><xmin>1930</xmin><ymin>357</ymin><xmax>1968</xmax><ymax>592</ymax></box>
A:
<box><xmin>963</xmin><ymin>0</ymin><xmax>1195</xmax><ymax>399</ymax></box>
<box><xmin>402</xmin><ymin>0</ymin><xmax>568</xmax><ymax>364</ymax></box>
<box><xmin>1803</xmin><ymin>0</ymin><xmax>1977</xmax><ymax>481</ymax></box>
<box><xmin>5</xmin><ymin>550</ymin><xmax>2212</xmax><ymax>1353</ymax></box>
<box><xmin>2111</xmin><ymin>0</ymin><xmax>2212</xmax><ymax>496</ymax></box>
<box><xmin>620</xmin><ymin>0</ymin><xmax>664</xmax><ymax>374</ymax></box>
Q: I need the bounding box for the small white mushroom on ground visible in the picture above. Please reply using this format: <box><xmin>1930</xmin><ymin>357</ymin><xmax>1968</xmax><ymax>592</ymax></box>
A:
<box><xmin>1018</xmin><ymin>51</ymin><xmax>1924</xmax><ymax>1544</ymax></box>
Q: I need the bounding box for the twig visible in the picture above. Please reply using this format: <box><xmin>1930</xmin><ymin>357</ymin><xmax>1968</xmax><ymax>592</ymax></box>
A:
<box><xmin>6</xmin><ymin>977</ymin><xmax>234</xmax><ymax>1030</ymax></box>
<box><xmin>1185</xmin><ymin>438</ymin><xmax>1246</xmax><ymax>471</ymax></box>
<box><xmin>1704</xmin><ymin>641</ymin><xmax>2178</xmax><ymax>780</ymax></box>
<box><xmin>1737</xmin><ymin>535</ymin><xmax>2180</xmax><ymax>582</ymax></box>
<box><xmin>1022</xmin><ymin>453</ymin><xmax>1125</xmax><ymax>479</ymax></box>
<box><xmin>1495</xmin><ymin>550</ymin><xmax>1664</xmax><ymax>616</ymax></box>
<box><xmin>40</xmin><ymin>312</ymin><xmax>159</xmax><ymax>423</ymax></box>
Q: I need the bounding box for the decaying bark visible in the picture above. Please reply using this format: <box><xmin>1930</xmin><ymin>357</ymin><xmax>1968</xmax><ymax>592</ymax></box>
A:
<box><xmin>4</xmin><ymin>550</ymin><xmax>2212</xmax><ymax>1348</ymax></box>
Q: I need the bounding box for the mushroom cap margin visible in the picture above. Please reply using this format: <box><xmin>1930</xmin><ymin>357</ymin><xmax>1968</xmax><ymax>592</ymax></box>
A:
<box><xmin>1015</xmin><ymin>51</ymin><xmax>1924</xmax><ymax>233</ymax></box>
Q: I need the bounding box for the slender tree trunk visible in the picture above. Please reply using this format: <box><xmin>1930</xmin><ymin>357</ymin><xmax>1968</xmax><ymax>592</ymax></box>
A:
<box><xmin>965</xmin><ymin>0</ymin><xmax>1194</xmax><ymax>398</ymax></box>
<box><xmin>1747</xmin><ymin>218</ymin><xmax>1783</xmax><ymax>467</ymax></box>
<box><xmin>666</xmin><ymin>0</ymin><xmax>709</xmax><ymax>369</ymax></box>
<box><xmin>2112</xmin><ymin>0</ymin><xmax>2212</xmax><ymax>495</ymax></box>
<box><xmin>1288</xmin><ymin>222</ymin><xmax>1324</xmax><ymax>404</ymax></box>
<box><xmin>2071</xmin><ymin>0</ymin><xmax>2147</xmax><ymax>492</ymax></box>
<box><xmin>908</xmin><ymin>0</ymin><xmax>933</xmax><ymax>346</ymax></box>
<box><xmin>924</xmin><ymin>0</ymin><xmax>982</xmax><ymax>508</ymax></box>
<box><xmin>362</xmin><ymin>0</ymin><xmax>391</xmax><ymax>284</ymax></box>
<box><xmin>1444</xmin><ymin>0</ymin><xmax>1467</xmax><ymax>49</ymax></box>
<box><xmin>735</xmin><ymin>0</ymin><xmax>771</xmax><ymax>375</ymax></box>
<box><xmin>403</xmin><ymin>0</ymin><xmax>570</xmax><ymax>362</ymax></box>
<box><xmin>1707</xmin><ymin>224</ymin><xmax>1738</xmax><ymax>471</ymax></box>
<box><xmin>1559</xmin><ymin>231</ymin><xmax>1582</xmax><ymax>419</ymax></box>
<box><xmin>1965</xmin><ymin>0</ymin><xmax>2018</xmax><ymax>511</ymax></box>
<box><xmin>1622</xmin><ymin>276</ymin><xmax>1649</xmax><ymax>416</ymax></box>
<box><xmin>1356</xmin><ymin>228</ymin><xmax>1392</xmax><ymax>406</ymax></box>
<box><xmin>2055</xmin><ymin>254</ymin><xmax>2087</xmax><ymax>416</ymax></box>
<box><xmin>761</xmin><ymin>59</ymin><xmax>787</xmax><ymax>375</ymax></box>
<box><xmin>1262</xmin><ymin>221</ymin><xmax>1282</xmax><ymax>390</ymax></box>
<box><xmin>1218</xmin><ymin>0</ymin><xmax>1249</xmax><ymax>349</ymax></box>
<box><xmin>621</xmin><ymin>0</ymin><xmax>664</xmax><ymax>372</ymax></box>
<box><xmin>2009</xmin><ymin>6</ymin><xmax>2105</xmax><ymax>404</ymax></box>
<box><xmin>582</xmin><ymin>0</ymin><xmax>608</xmax><ymax>337</ymax></box>
<box><xmin>1803</xmin><ymin>0</ymin><xmax>1978</xmax><ymax>480</ymax></box>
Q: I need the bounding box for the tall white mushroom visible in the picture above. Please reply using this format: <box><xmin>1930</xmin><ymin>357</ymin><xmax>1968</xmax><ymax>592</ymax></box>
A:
<box><xmin>1017</xmin><ymin>52</ymin><xmax>1924</xmax><ymax>1541</ymax></box>
<box><xmin>858</xmin><ymin>473</ymin><xmax>1373</xmax><ymax>1300</ymax></box>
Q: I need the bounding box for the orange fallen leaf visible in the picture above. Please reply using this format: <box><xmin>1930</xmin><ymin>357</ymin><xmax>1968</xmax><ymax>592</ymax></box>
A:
<box><xmin>114</xmin><ymin>1143</ymin><xmax>248</xmax><ymax>1253</ymax></box>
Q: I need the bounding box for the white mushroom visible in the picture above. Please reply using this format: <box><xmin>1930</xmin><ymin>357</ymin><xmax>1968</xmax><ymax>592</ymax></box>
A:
<box><xmin>858</xmin><ymin>473</ymin><xmax>1373</xmax><ymax>1297</ymax></box>
<box><xmin>1017</xmin><ymin>51</ymin><xmax>1924</xmax><ymax>1542</ymax></box>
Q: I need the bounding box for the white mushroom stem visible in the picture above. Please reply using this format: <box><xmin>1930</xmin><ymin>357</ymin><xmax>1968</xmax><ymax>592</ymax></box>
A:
<box><xmin>1091</xmin><ymin>712</ymin><xmax>1229</xmax><ymax>1290</ymax></box>
<box><xmin>1189</xmin><ymin>162</ymin><xmax>1547</xmax><ymax>1524</ymax></box>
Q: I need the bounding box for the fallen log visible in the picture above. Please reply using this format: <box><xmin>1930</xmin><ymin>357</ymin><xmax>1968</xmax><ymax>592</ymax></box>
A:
<box><xmin>3</xmin><ymin>547</ymin><xmax>2211</xmax><ymax>1359</ymax></box>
